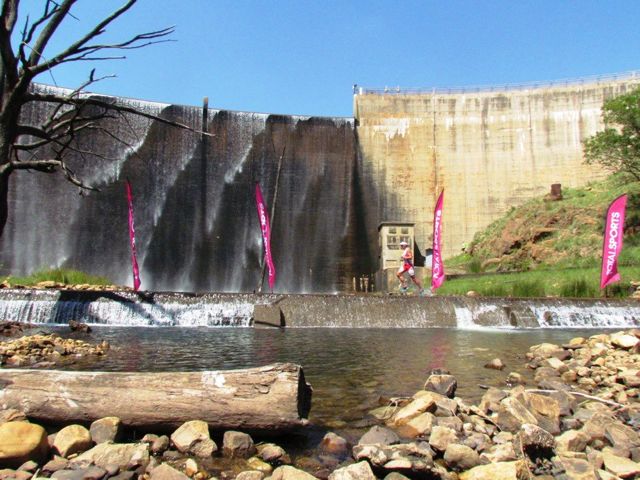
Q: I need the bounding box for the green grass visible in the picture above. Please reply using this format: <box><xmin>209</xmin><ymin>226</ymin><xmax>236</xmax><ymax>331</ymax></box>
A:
<box><xmin>434</xmin><ymin>265</ymin><xmax>640</xmax><ymax>298</ymax></box>
<box><xmin>7</xmin><ymin>268</ymin><xmax>111</xmax><ymax>287</ymax></box>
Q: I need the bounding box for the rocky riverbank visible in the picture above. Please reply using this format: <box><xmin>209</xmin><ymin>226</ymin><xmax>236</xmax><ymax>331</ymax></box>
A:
<box><xmin>1</xmin><ymin>330</ymin><xmax>640</xmax><ymax>479</ymax></box>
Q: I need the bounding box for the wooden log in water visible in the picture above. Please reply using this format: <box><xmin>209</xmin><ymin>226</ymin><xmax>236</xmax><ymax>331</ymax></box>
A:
<box><xmin>0</xmin><ymin>363</ymin><xmax>312</xmax><ymax>432</ymax></box>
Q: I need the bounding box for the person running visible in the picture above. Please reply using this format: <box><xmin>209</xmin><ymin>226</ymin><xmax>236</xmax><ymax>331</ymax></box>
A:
<box><xmin>396</xmin><ymin>240</ymin><xmax>425</xmax><ymax>294</ymax></box>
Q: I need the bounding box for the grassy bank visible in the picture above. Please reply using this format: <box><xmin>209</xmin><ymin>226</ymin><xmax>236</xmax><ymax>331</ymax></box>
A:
<box><xmin>436</xmin><ymin>174</ymin><xmax>640</xmax><ymax>298</ymax></box>
<box><xmin>6</xmin><ymin>268</ymin><xmax>111</xmax><ymax>287</ymax></box>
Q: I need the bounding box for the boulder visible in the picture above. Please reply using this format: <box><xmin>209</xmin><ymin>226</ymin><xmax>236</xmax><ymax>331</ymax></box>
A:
<box><xmin>479</xmin><ymin>443</ymin><xmax>517</xmax><ymax>463</ymax></box>
<box><xmin>70</xmin><ymin>442</ymin><xmax>149</xmax><ymax>471</ymax></box>
<box><xmin>602</xmin><ymin>451</ymin><xmax>640</xmax><ymax>479</ymax></box>
<box><xmin>389</xmin><ymin>395</ymin><xmax>436</xmax><ymax>425</ymax></box>
<box><xmin>222</xmin><ymin>431</ymin><xmax>256</xmax><ymax>458</ymax></box>
<box><xmin>149</xmin><ymin>463</ymin><xmax>190</xmax><ymax>480</ymax></box>
<box><xmin>611</xmin><ymin>332</ymin><xmax>639</xmax><ymax>349</ymax></box>
<box><xmin>556</xmin><ymin>456</ymin><xmax>597</xmax><ymax>480</ymax></box>
<box><xmin>402</xmin><ymin>412</ymin><xmax>435</xmax><ymax>438</ymax></box>
<box><xmin>555</xmin><ymin>429</ymin><xmax>589</xmax><ymax>454</ymax></box>
<box><xmin>459</xmin><ymin>460</ymin><xmax>526</xmax><ymax>480</ymax></box>
<box><xmin>320</xmin><ymin>432</ymin><xmax>349</xmax><ymax>456</ymax></box>
<box><xmin>170</xmin><ymin>420</ymin><xmax>217</xmax><ymax>458</ymax></box>
<box><xmin>352</xmin><ymin>444</ymin><xmax>390</xmax><ymax>467</ymax></box>
<box><xmin>53</xmin><ymin>425</ymin><xmax>93</xmax><ymax>458</ymax></box>
<box><xmin>237</xmin><ymin>472</ymin><xmax>266</xmax><ymax>480</ymax></box>
<box><xmin>443</xmin><ymin>443</ymin><xmax>481</xmax><ymax>471</ymax></box>
<box><xmin>423</xmin><ymin>374</ymin><xmax>457</xmax><ymax>398</ymax></box>
<box><xmin>270</xmin><ymin>465</ymin><xmax>318</xmax><ymax>480</ymax></box>
<box><xmin>358</xmin><ymin>426</ymin><xmax>400</xmax><ymax>446</ymax></box>
<box><xmin>257</xmin><ymin>443</ymin><xmax>291</xmax><ymax>465</ymax></box>
<box><xmin>0</xmin><ymin>421</ymin><xmax>49</xmax><ymax>468</ymax></box>
<box><xmin>328</xmin><ymin>461</ymin><xmax>376</xmax><ymax>480</ymax></box>
<box><xmin>484</xmin><ymin>358</ymin><xmax>505</xmax><ymax>370</ymax></box>
<box><xmin>428</xmin><ymin>425</ymin><xmax>457</xmax><ymax>452</ymax></box>
<box><xmin>515</xmin><ymin>423</ymin><xmax>555</xmax><ymax>461</ymax></box>
<box><xmin>90</xmin><ymin>417</ymin><xmax>122</xmax><ymax>444</ymax></box>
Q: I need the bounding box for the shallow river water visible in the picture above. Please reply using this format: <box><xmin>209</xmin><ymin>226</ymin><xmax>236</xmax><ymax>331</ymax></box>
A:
<box><xmin>44</xmin><ymin>325</ymin><xmax>620</xmax><ymax>448</ymax></box>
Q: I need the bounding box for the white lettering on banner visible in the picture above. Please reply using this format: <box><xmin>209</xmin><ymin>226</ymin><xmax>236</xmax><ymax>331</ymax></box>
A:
<box><xmin>433</xmin><ymin>209</ymin><xmax>442</xmax><ymax>276</ymax></box>
<box><xmin>606</xmin><ymin>212</ymin><xmax>621</xmax><ymax>275</ymax></box>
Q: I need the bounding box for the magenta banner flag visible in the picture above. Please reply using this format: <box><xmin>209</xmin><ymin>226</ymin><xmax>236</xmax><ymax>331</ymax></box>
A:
<box><xmin>255</xmin><ymin>183</ymin><xmax>276</xmax><ymax>289</ymax></box>
<box><xmin>431</xmin><ymin>190</ymin><xmax>445</xmax><ymax>291</ymax></box>
<box><xmin>600</xmin><ymin>193</ymin><xmax>627</xmax><ymax>289</ymax></box>
<box><xmin>125</xmin><ymin>180</ymin><xmax>141</xmax><ymax>291</ymax></box>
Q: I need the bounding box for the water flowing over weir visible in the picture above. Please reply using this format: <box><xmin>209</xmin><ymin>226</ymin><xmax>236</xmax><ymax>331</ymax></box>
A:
<box><xmin>0</xmin><ymin>289</ymin><xmax>638</xmax><ymax>328</ymax></box>
<box><xmin>1</xmin><ymin>86</ymin><xmax>378</xmax><ymax>293</ymax></box>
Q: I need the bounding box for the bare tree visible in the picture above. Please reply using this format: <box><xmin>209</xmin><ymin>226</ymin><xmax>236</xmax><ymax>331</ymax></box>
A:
<box><xmin>0</xmin><ymin>0</ymin><xmax>197</xmax><ymax>237</ymax></box>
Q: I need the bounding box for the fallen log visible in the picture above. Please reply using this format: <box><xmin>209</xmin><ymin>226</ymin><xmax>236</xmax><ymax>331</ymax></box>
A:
<box><xmin>0</xmin><ymin>363</ymin><xmax>312</xmax><ymax>432</ymax></box>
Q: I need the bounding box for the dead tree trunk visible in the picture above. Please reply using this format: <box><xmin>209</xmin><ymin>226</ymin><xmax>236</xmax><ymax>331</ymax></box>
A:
<box><xmin>0</xmin><ymin>363</ymin><xmax>312</xmax><ymax>432</ymax></box>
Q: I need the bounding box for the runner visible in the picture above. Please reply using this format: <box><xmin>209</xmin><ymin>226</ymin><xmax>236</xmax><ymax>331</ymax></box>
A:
<box><xmin>396</xmin><ymin>240</ymin><xmax>425</xmax><ymax>295</ymax></box>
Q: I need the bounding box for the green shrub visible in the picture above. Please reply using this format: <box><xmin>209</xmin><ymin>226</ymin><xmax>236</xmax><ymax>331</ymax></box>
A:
<box><xmin>511</xmin><ymin>280</ymin><xmax>545</xmax><ymax>298</ymax></box>
<box><xmin>465</xmin><ymin>258</ymin><xmax>483</xmax><ymax>274</ymax></box>
<box><xmin>9</xmin><ymin>268</ymin><xmax>111</xmax><ymax>286</ymax></box>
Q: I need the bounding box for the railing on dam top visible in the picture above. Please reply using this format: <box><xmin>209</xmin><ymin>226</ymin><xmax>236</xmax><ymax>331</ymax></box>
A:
<box><xmin>354</xmin><ymin>70</ymin><xmax>640</xmax><ymax>96</ymax></box>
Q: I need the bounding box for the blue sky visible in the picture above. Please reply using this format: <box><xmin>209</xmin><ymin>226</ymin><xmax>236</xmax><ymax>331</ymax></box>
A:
<box><xmin>16</xmin><ymin>0</ymin><xmax>640</xmax><ymax>117</ymax></box>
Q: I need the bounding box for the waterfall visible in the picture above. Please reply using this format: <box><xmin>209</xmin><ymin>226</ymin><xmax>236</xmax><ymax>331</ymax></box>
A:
<box><xmin>2</xmin><ymin>86</ymin><xmax>377</xmax><ymax>294</ymax></box>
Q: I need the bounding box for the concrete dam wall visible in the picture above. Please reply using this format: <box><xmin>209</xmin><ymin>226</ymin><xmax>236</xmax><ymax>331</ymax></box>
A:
<box><xmin>355</xmin><ymin>74</ymin><xmax>640</xmax><ymax>258</ymax></box>
<box><xmin>1</xmin><ymin>74</ymin><xmax>639</xmax><ymax>292</ymax></box>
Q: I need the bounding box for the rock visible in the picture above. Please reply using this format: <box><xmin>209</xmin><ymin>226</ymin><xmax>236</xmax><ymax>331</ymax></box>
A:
<box><xmin>320</xmin><ymin>432</ymin><xmax>349</xmax><ymax>456</ymax></box>
<box><xmin>459</xmin><ymin>460</ymin><xmax>526</xmax><ymax>480</ymax></box>
<box><xmin>171</xmin><ymin>420</ymin><xmax>217</xmax><ymax>458</ymax></box>
<box><xmin>602</xmin><ymin>450</ymin><xmax>640</xmax><ymax>478</ymax></box>
<box><xmin>222</xmin><ymin>431</ymin><xmax>256</xmax><ymax>459</ymax></box>
<box><xmin>389</xmin><ymin>395</ymin><xmax>436</xmax><ymax>425</ymax></box>
<box><xmin>247</xmin><ymin>456</ymin><xmax>273</xmax><ymax>474</ymax></box>
<box><xmin>270</xmin><ymin>465</ymin><xmax>318</xmax><ymax>480</ymax></box>
<box><xmin>484</xmin><ymin>358</ymin><xmax>505</xmax><ymax>370</ymax></box>
<box><xmin>556</xmin><ymin>456</ymin><xmax>597</xmax><ymax>480</ymax></box>
<box><xmin>515</xmin><ymin>423</ymin><xmax>555</xmax><ymax>461</ymax></box>
<box><xmin>0</xmin><ymin>421</ymin><xmax>49</xmax><ymax>468</ymax></box>
<box><xmin>382</xmin><ymin>474</ymin><xmax>411</xmax><ymax>480</ymax></box>
<box><xmin>53</xmin><ymin>424</ymin><xmax>93</xmax><ymax>458</ymax></box>
<box><xmin>605</xmin><ymin>420</ymin><xmax>640</xmax><ymax>452</ymax></box>
<box><xmin>402</xmin><ymin>412</ymin><xmax>435</xmax><ymax>438</ymax></box>
<box><xmin>423</xmin><ymin>374</ymin><xmax>457</xmax><ymax>398</ymax></box>
<box><xmin>495</xmin><ymin>396</ymin><xmax>538</xmax><ymax>432</ymax></box>
<box><xmin>0</xmin><ymin>409</ymin><xmax>27</xmax><ymax>424</ymax></box>
<box><xmin>428</xmin><ymin>425</ymin><xmax>457</xmax><ymax>452</ymax></box>
<box><xmin>352</xmin><ymin>444</ymin><xmax>390</xmax><ymax>467</ymax></box>
<box><xmin>184</xmin><ymin>458</ymin><xmax>198</xmax><ymax>477</ymax></box>
<box><xmin>149</xmin><ymin>463</ymin><xmax>190</xmax><ymax>480</ymax></box>
<box><xmin>257</xmin><ymin>443</ymin><xmax>291</xmax><ymax>465</ymax></box>
<box><xmin>479</xmin><ymin>387</ymin><xmax>508</xmax><ymax>413</ymax></box>
<box><xmin>479</xmin><ymin>443</ymin><xmax>517</xmax><ymax>463</ymax></box>
<box><xmin>358</xmin><ymin>426</ymin><xmax>400</xmax><ymax>446</ymax></box>
<box><xmin>506</xmin><ymin>372</ymin><xmax>525</xmax><ymax>385</ymax></box>
<box><xmin>70</xmin><ymin>442</ymin><xmax>149</xmax><ymax>471</ymax></box>
<box><xmin>555</xmin><ymin>429</ymin><xmax>589</xmax><ymax>453</ymax></box>
<box><xmin>611</xmin><ymin>332</ymin><xmax>639</xmax><ymax>349</ymax></box>
<box><xmin>68</xmin><ymin>320</ymin><xmax>92</xmax><ymax>333</ymax></box>
<box><xmin>90</xmin><ymin>417</ymin><xmax>122</xmax><ymax>444</ymax></box>
<box><xmin>42</xmin><ymin>456</ymin><xmax>69</xmax><ymax>474</ymax></box>
<box><xmin>236</xmin><ymin>472</ymin><xmax>265</xmax><ymax>480</ymax></box>
<box><xmin>328</xmin><ymin>461</ymin><xmax>376</xmax><ymax>480</ymax></box>
<box><xmin>443</xmin><ymin>443</ymin><xmax>481</xmax><ymax>471</ymax></box>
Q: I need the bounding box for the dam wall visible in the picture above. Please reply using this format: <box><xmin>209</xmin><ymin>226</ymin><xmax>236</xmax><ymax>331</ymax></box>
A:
<box><xmin>355</xmin><ymin>73</ymin><xmax>640</xmax><ymax>258</ymax></box>
<box><xmin>2</xmin><ymin>74</ymin><xmax>640</xmax><ymax>293</ymax></box>
<box><xmin>1</xmin><ymin>86</ymin><xmax>377</xmax><ymax>293</ymax></box>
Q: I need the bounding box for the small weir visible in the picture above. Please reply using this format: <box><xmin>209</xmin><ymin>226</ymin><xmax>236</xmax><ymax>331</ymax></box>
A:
<box><xmin>0</xmin><ymin>289</ymin><xmax>639</xmax><ymax>328</ymax></box>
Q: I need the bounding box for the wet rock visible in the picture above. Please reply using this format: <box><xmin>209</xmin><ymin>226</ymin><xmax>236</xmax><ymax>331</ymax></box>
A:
<box><xmin>90</xmin><ymin>416</ymin><xmax>122</xmax><ymax>444</ymax></box>
<box><xmin>358</xmin><ymin>426</ymin><xmax>400</xmax><ymax>446</ymax></box>
<box><xmin>149</xmin><ymin>463</ymin><xmax>190</xmax><ymax>480</ymax></box>
<box><xmin>506</xmin><ymin>372</ymin><xmax>525</xmax><ymax>385</ymax></box>
<box><xmin>237</xmin><ymin>471</ymin><xmax>265</xmax><ymax>480</ymax></box>
<box><xmin>247</xmin><ymin>456</ymin><xmax>274</xmax><ymax>474</ymax></box>
<box><xmin>257</xmin><ymin>443</ymin><xmax>291</xmax><ymax>465</ymax></box>
<box><xmin>184</xmin><ymin>458</ymin><xmax>199</xmax><ymax>477</ymax></box>
<box><xmin>320</xmin><ymin>432</ymin><xmax>349</xmax><ymax>456</ymax></box>
<box><xmin>171</xmin><ymin>420</ymin><xmax>217</xmax><ymax>458</ymax></box>
<box><xmin>382</xmin><ymin>473</ymin><xmax>411</xmax><ymax>480</ymax></box>
<box><xmin>484</xmin><ymin>358</ymin><xmax>504</xmax><ymax>371</ymax></box>
<box><xmin>68</xmin><ymin>320</ymin><xmax>92</xmax><ymax>333</ymax></box>
<box><xmin>328</xmin><ymin>461</ymin><xmax>376</xmax><ymax>480</ymax></box>
<box><xmin>0</xmin><ymin>421</ymin><xmax>49</xmax><ymax>468</ymax></box>
<box><xmin>53</xmin><ymin>424</ymin><xmax>93</xmax><ymax>458</ymax></box>
<box><xmin>423</xmin><ymin>374</ymin><xmax>457</xmax><ymax>398</ymax></box>
<box><xmin>271</xmin><ymin>465</ymin><xmax>318</xmax><ymax>480</ymax></box>
<box><xmin>222</xmin><ymin>431</ymin><xmax>256</xmax><ymax>458</ymax></box>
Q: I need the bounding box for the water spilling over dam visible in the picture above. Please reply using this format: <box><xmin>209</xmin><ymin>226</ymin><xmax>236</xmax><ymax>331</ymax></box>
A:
<box><xmin>0</xmin><ymin>289</ymin><xmax>638</xmax><ymax>329</ymax></box>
